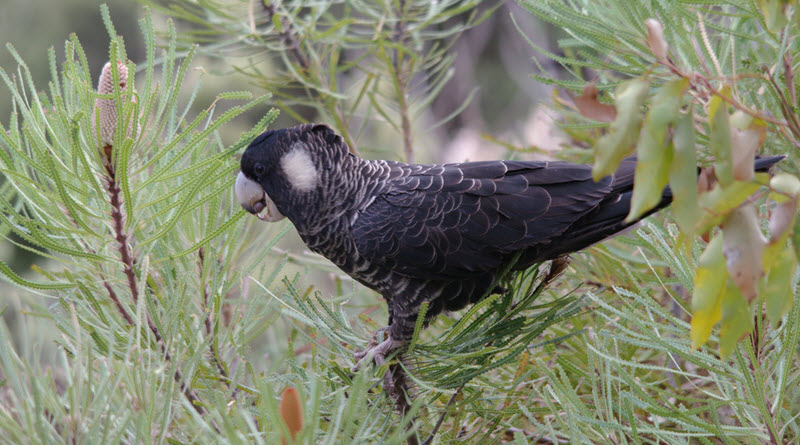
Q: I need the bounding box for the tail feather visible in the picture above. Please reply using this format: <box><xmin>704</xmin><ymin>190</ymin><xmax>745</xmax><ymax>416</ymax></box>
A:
<box><xmin>542</xmin><ymin>154</ymin><xmax>785</xmax><ymax>260</ymax></box>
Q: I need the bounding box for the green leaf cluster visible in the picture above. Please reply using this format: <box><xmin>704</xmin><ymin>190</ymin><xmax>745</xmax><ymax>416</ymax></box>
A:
<box><xmin>144</xmin><ymin>0</ymin><xmax>495</xmax><ymax>162</ymax></box>
<box><xmin>523</xmin><ymin>0</ymin><xmax>800</xmax><ymax>359</ymax></box>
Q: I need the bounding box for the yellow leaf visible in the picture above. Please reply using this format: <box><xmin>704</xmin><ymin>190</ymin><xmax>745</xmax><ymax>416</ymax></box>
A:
<box><xmin>718</xmin><ymin>278</ymin><xmax>753</xmax><ymax>358</ymax></box>
<box><xmin>592</xmin><ymin>78</ymin><xmax>650</xmax><ymax>181</ymax></box>
<box><xmin>691</xmin><ymin>234</ymin><xmax>726</xmax><ymax>350</ymax></box>
<box><xmin>762</xmin><ymin>241</ymin><xmax>797</xmax><ymax>327</ymax></box>
<box><xmin>696</xmin><ymin>180</ymin><xmax>762</xmax><ymax>234</ymax></box>
<box><xmin>627</xmin><ymin>78</ymin><xmax>688</xmax><ymax>222</ymax></box>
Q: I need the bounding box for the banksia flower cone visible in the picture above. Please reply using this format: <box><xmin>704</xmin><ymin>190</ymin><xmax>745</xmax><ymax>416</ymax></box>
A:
<box><xmin>92</xmin><ymin>61</ymin><xmax>137</xmax><ymax>164</ymax></box>
<box><xmin>280</xmin><ymin>387</ymin><xmax>303</xmax><ymax>444</ymax></box>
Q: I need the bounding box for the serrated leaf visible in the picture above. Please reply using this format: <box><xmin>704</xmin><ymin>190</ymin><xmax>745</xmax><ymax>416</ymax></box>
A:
<box><xmin>627</xmin><ymin>78</ymin><xmax>687</xmax><ymax>222</ymax></box>
<box><xmin>218</xmin><ymin>91</ymin><xmax>254</xmax><ymax>100</ymax></box>
<box><xmin>709</xmin><ymin>94</ymin><xmax>734</xmax><ymax>187</ymax></box>
<box><xmin>691</xmin><ymin>234</ymin><xmax>726</xmax><ymax>350</ymax></box>
<box><xmin>718</xmin><ymin>278</ymin><xmax>753</xmax><ymax>358</ymax></box>
<box><xmin>592</xmin><ymin>78</ymin><xmax>649</xmax><ymax>181</ymax></box>
<box><xmin>669</xmin><ymin>110</ymin><xmax>699</xmax><ymax>233</ymax></box>
<box><xmin>722</xmin><ymin>203</ymin><xmax>765</xmax><ymax>302</ymax></box>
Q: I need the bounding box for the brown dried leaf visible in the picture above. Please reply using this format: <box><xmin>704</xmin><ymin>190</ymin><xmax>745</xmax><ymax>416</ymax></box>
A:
<box><xmin>730</xmin><ymin>111</ymin><xmax>766</xmax><ymax>181</ymax></box>
<box><xmin>573</xmin><ymin>83</ymin><xmax>617</xmax><ymax>123</ymax></box>
<box><xmin>769</xmin><ymin>198</ymin><xmax>798</xmax><ymax>244</ymax></box>
<box><xmin>697</xmin><ymin>167</ymin><xmax>717</xmax><ymax>195</ymax></box>
<box><xmin>722</xmin><ymin>203</ymin><xmax>766</xmax><ymax>302</ymax></box>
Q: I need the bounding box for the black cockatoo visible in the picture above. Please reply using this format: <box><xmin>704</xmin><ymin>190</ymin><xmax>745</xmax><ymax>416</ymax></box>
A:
<box><xmin>235</xmin><ymin>123</ymin><xmax>782</xmax><ymax>366</ymax></box>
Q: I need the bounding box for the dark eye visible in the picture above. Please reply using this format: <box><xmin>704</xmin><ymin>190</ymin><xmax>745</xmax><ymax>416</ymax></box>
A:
<box><xmin>254</xmin><ymin>162</ymin><xmax>266</xmax><ymax>177</ymax></box>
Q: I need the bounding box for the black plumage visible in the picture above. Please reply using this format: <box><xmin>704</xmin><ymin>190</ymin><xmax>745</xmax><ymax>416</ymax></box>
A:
<box><xmin>235</xmin><ymin>123</ymin><xmax>783</xmax><ymax>365</ymax></box>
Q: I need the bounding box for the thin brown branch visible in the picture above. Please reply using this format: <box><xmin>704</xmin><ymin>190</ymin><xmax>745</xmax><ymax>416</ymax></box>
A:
<box><xmin>765</xmin><ymin>69</ymin><xmax>800</xmax><ymax>143</ymax></box>
<box><xmin>263</xmin><ymin>2</ymin><xmax>309</xmax><ymax>69</ymax></box>
<box><xmin>422</xmin><ymin>382</ymin><xmax>465</xmax><ymax>445</ymax></box>
<box><xmin>262</xmin><ymin>1</ymin><xmax>359</xmax><ymax>156</ymax></box>
<box><xmin>104</xmin><ymin>157</ymin><xmax>139</xmax><ymax>306</ymax></box>
<box><xmin>697</xmin><ymin>77</ymin><xmax>788</xmax><ymax>127</ymax></box>
<box><xmin>199</xmin><ymin>248</ymin><xmax>234</xmax><ymax>388</ymax></box>
<box><xmin>783</xmin><ymin>45</ymin><xmax>796</xmax><ymax>108</ymax></box>
<box><xmin>101</xmin><ymin>278</ymin><xmax>134</xmax><ymax>325</ymax></box>
<box><xmin>103</xmin><ymin>152</ymin><xmax>220</xmax><ymax>434</ymax></box>
<box><xmin>392</xmin><ymin>0</ymin><xmax>414</xmax><ymax>163</ymax></box>
<box><xmin>384</xmin><ymin>359</ymin><xmax>419</xmax><ymax>445</ymax></box>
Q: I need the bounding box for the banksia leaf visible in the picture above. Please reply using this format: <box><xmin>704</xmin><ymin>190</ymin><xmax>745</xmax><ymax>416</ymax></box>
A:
<box><xmin>573</xmin><ymin>83</ymin><xmax>617</xmax><ymax>123</ymax></box>
<box><xmin>762</xmin><ymin>241</ymin><xmax>796</xmax><ymax>327</ymax></box>
<box><xmin>770</xmin><ymin>172</ymin><xmax>800</xmax><ymax>196</ymax></box>
<box><xmin>696</xmin><ymin>180</ymin><xmax>761</xmax><ymax>235</ymax></box>
<box><xmin>769</xmin><ymin>198</ymin><xmax>797</xmax><ymax>244</ymax></box>
<box><xmin>691</xmin><ymin>234</ymin><xmax>726</xmax><ymax>350</ymax></box>
<box><xmin>718</xmin><ymin>278</ymin><xmax>753</xmax><ymax>358</ymax></box>
<box><xmin>592</xmin><ymin>78</ymin><xmax>649</xmax><ymax>181</ymax></box>
<box><xmin>708</xmin><ymin>92</ymin><xmax>734</xmax><ymax>187</ymax></box>
<box><xmin>756</xmin><ymin>0</ymin><xmax>789</xmax><ymax>31</ymax></box>
<box><xmin>730</xmin><ymin>111</ymin><xmax>766</xmax><ymax>182</ymax></box>
<box><xmin>627</xmin><ymin>78</ymin><xmax>687</xmax><ymax>222</ymax></box>
<box><xmin>668</xmin><ymin>110</ymin><xmax>699</xmax><ymax>234</ymax></box>
<box><xmin>722</xmin><ymin>203</ymin><xmax>765</xmax><ymax>302</ymax></box>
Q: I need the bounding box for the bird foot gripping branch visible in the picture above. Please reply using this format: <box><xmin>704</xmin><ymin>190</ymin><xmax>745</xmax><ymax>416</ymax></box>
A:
<box><xmin>352</xmin><ymin>334</ymin><xmax>404</xmax><ymax>371</ymax></box>
<box><xmin>235</xmin><ymin>123</ymin><xmax>784</xmax><ymax>373</ymax></box>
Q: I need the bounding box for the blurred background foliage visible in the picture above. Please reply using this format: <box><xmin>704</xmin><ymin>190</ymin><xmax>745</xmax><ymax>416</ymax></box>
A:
<box><xmin>0</xmin><ymin>0</ymin><xmax>799</xmax><ymax>443</ymax></box>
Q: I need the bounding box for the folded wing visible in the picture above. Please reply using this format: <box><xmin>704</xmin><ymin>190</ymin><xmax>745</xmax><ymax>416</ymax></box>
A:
<box><xmin>352</xmin><ymin>159</ymin><xmax>640</xmax><ymax>279</ymax></box>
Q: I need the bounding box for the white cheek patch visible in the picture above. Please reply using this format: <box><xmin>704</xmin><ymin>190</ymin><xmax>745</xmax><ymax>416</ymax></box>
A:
<box><xmin>280</xmin><ymin>143</ymin><xmax>318</xmax><ymax>192</ymax></box>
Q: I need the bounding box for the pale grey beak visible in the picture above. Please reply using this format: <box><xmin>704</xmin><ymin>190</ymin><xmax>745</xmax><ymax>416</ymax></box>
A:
<box><xmin>235</xmin><ymin>172</ymin><xmax>285</xmax><ymax>222</ymax></box>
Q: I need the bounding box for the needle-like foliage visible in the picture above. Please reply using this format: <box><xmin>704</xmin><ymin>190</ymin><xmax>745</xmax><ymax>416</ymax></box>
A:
<box><xmin>2</xmin><ymin>1</ymin><xmax>800</xmax><ymax>443</ymax></box>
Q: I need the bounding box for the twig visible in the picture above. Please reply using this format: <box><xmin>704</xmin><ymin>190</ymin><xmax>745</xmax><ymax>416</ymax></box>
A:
<box><xmin>765</xmin><ymin>70</ymin><xmax>800</xmax><ymax>143</ymax></box>
<box><xmin>104</xmin><ymin>160</ymin><xmax>139</xmax><ymax>306</ymax></box>
<box><xmin>262</xmin><ymin>1</ymin><xmax>359</xmax><ymax>155</ymax></box>
<box><xmin>422</xmin><ymin>381</ymin><xmax>465</xmax><ymax>445</ymax></box>
<box><xmin>199</xmin><ymin>248</ymin><xmax>236</xmax><ymax>391</ymax></box>
<box><xmin>392</xmin><ymin>0</ymin><xmax>414</xmax><ymax>163</ymax></box>
<box><xmin>784</xmin><ymin>52</ymin><xmax>796</xmax><ymax>107</ymax></box>
<box><xmin>101</xmin><ymin>277</ymin><xmax>134</xmax><ymax>325</ymax></box>
<box><xmin>102</xmin><ymin>147</ymin><xmax>221</xmax><ymax>434</ymax></box>
<box><xmin>263</xmin><ymin>1</ymin><xmax>308</xmax><ymax>69</ymax></box>
<box><xmin>384</xmin><ymin>359</ymin><xmax>420</xmax><ymax>445</ymax></box>
<box><xmin>697</xmin><ymin>76</ymin><xmax>791</xmax><ymax>127</ymax></box>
